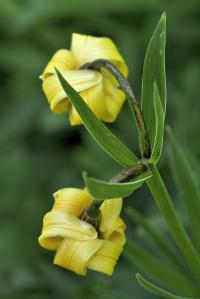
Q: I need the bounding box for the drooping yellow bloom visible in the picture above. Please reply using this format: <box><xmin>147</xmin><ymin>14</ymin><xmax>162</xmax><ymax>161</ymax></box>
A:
<box><xmin>38</xmin><ymin>188</ymin><xmax>126</xmax><ymax>276</ymax></box>
<box><xmin>40</xmin><ymin>33</ymin><xmax>128</xmax><ymax>125</ymax></box>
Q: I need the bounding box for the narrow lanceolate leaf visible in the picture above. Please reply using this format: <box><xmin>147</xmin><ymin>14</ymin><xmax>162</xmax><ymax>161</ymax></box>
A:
<box><xmin>55</xmin><ymin>69</ymin><xmax>138</xmax><ymax>167</ymax></box>
<box><xmin>141</xmin><ymin>12</ymin><xmax>166</xmax><ymax>156</ymax></box>
<box><xmin>150</xmin><ymin>82</ymin><xmax>165</xmax><ymax>163</ymax></box>
<box><xmin>83</xmin><ymin>171</ymin><xmax>152</xmax><ymax>200</ymax></box>
<box><xmin>167</xmin><ymin>127</ymin><xmax>200</xmax><ymax>251</ymax></box>
<box><xmin>136</xmin><ymin>274</ymin><xmax>197</xmax><ymax>299</ymax></box>
<box><xmin>126</xmin><ymin>207</ymin><xmax>186</xmax><ymax>275</ymax></box>
<box><xmin>124</xmin><ymin>241</ymin><xmax>199</xmax><ymax>296</ymax></box>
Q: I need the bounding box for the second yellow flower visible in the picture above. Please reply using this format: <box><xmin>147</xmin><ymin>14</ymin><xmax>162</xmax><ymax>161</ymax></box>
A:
<box><xmin>38</xmin><ymin>187</ymin><xmax>126</xmax><ymax>276</ymax></box>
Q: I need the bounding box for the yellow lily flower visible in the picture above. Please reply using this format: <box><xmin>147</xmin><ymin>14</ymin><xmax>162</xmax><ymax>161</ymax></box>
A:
<box><xmin>40</xmin><ymin>33</ymin><xmax>128</xmax><ymax>125</ymax></box>
<box><xmin>38</xmin><ymin>187</ymin><xmax>126</xmax><ymax>276</ymax></box>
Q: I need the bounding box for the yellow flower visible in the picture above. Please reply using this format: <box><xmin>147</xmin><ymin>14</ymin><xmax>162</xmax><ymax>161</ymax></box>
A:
<box><xmin>40</xmin><ymin>33</ymin><xmax>128</xmax><ymax>125</ymax></box>
<box><xmin>38</xmin><ymin>187</ymin><xmax>126</xmax><ymax>276</ymax></box>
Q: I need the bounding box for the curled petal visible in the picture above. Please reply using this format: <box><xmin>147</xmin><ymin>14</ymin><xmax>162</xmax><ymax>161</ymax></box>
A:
<box><xmin>38</xmin><ymin>210</ymin><xmax>97</xmax><ymax>250</ymax></box>
<box><xmin>87</xmin><ymin>240</ymin><xmax>123</xmax><ymax>275</ymax></box>
<box><xmin>107</xmin><ymin>217</ymin><xmax>126</xmax><ymax>246</ymax></box>
<box><xmin>71</xmin><ymin>33</ymin><xmax>128</xmax><ymax>77</ymax></box>
<box><xmin>69</xmin><ymin>83</ymin><xmax>106</xmax><ymax>125</ymax></box>
<box><xmin>53</xmin><ymin>188</ymin><xmax>92</xmax><ymax>217</ymax></box>
<box><xmin>54</xmin><ymin>239</ymin><xmax>103</xmax><ymax>276</ymax></box>
<box><xmin>41</xmin><ymin>49</ymin><xmax>76</xmax><ymax>79</ymax></box>
<box><xmin>100</xmin><ymin>198</ymin><xmax>122</xmax><ymax>234</ymax></box>
<box><xmin>42</xmin><ymin>70</ymin><xmax>102</xmax><ymax>114</ymax></box>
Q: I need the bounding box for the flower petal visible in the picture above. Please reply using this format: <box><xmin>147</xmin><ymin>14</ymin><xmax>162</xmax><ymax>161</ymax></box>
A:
<box><xmin>54</xmin><ymin>239</ymin><xmax>103</xmax><ymax>276</ymax></box>
<box><xmin>102</xmin><ymin>78</ymin><xmax>126</xmax><ymax>122</ymax></box>
<box><xmin>87</xmin><ymin>240</ymin><xmax>123</xmax><ymax>275</ymax></box>
<box><xmin>107</xmin><ymin>217</ymin><xmax>126</xmax><ymax>246</ymax></box>
<box><xmin>53</xmin><ymin>188</ymin><xmax>92</xmax><ymax>217</ymax></box>
<box><xmin>71</xmin><ymin>33</ymin><xmax>128</xmax><ymax>77</ymax></box>
<box><xmin>42</xmin><ymin>70</ymin><xmax>102</xmax><ymax>114</ymax></box>
<box><xmin>100</xmin><ymin>198</ymin><xmax>122</xmax><ymax>235</ymax></box>
<box><xmin>41</xmin><ymin>49</ymin><xmax>76</xmax><ymax>79</ymax></box>
<box><xmin>38</xmin><ymin>210</ymin><xmax>97</xmax><ymax>250</ymax></box>
<box><xmin>69</xmin><ymin>82</ymin><xmax>106</xmax><ymax>125</ymax></box>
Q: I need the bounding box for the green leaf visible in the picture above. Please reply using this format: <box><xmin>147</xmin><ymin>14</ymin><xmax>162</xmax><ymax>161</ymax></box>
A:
<box><xmin>141</xmin><ymin>12</ymin><xmax>166</xmax><ymax>153</ymax></box>
<box><xmin>150</xmin><ymin>82</ymin><xmax>165</xmax><ymax>163</ymax></box>
<box><xmin>55</xmin><ymin>69</ymin><xmax>138</xmax><ymax>167</ymax></box>
<box><xmin>83</xmin><ymin>171</ymin><xmax>152</xmax><ymax>199</ymax></box>
<box><xmin>126</xmin><ymin>207</ymin><xmax>186</xmax><ymax>274</ymax></box>
<box><xmin>124</xmin><ymin>241</ymin><xmax>199</xmax><ymax>296</ymax></box>
<box><xmin>136</xmin><ymin>274</ymin><xmax>196</xmax><ymax>299</ymax></box>
<box><xmin>167</xmin><ymin>127</ymin><xmax>200</xmax><ymax>251</ymax></box>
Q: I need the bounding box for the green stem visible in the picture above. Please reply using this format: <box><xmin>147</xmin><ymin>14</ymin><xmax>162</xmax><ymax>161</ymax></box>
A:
<box><xmin>81</xmin><ymin>59</ymin><xmax>151</xmax><ymax>158</ymax></box>
<box><xmin>147</xmin><ymin>164</ymin><xmax>200</xmax><ymax>280</ymax></box>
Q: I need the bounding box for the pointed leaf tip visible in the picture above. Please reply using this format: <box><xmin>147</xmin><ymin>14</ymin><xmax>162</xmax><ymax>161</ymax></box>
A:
<box><xmin>84</xmin><ymin>171</ymin><xmax>152</xmax><ymax>199</ymax></box>
<box><xmin>141</xmin><ymin>13</ymin><xmax>166</xmax><ymax>161</ymax></box>
<box><xmin>161</xmin><ymin>11</ymin><xmax>166</xmax><ymax>19</ymax></box>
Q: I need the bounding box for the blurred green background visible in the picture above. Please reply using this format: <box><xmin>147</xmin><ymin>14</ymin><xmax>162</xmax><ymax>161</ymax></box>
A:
<box><xmin>0</xmin><ymin>1</ymin><xmax>200</xmax><ymax>298</ymax></box>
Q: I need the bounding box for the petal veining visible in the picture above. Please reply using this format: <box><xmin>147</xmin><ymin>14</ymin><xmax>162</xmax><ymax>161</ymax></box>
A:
<box><xmin>54</xmin><ymin>239</ymin><xmax>103</xmax><ymax>276</ymax></box>
<box><xmin>53</xmin><ymin>188</ymin><xmax>92</xmax><ymax>217</ymax></box>
<box><xmin>38</xmin><ymin>210</ymin><xmax>97</xmax><ymax>250</ymax></box>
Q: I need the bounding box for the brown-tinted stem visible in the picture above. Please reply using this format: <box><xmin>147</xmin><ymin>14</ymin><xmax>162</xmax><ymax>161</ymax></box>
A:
<box><xmin>81</xmin><ymin>59</ymin><xmax>151</xmax><ymax>159</ymax></box>
<box><xmin>82</xmin><ymin>162</ymin><xmax>148</xmax><ymax>226</ymax></box>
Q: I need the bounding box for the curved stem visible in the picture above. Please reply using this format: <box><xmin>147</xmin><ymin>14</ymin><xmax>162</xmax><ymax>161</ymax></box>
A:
<box><xmin>110</xmin><ymin>162</ymin><xmax>148</xmax><ymax>183</ymax></box>
<box><xmin>147</xmin><ymin>164</ymin><xmax>200</xmax><ymax>280</ymax></box>
<box><xmin>81</xmin><ymin>59</ymin><xmax>151</xmax><ymax>159</ymax></box>
<box><xmin>83</xmin><ymin>162</ymin><xmax>148</xmax><ymax>225</ymax></box>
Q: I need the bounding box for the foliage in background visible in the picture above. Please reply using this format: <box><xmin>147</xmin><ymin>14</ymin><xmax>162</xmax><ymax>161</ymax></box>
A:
<box><xmin>0</xmin><ymin>1</ymin><xmax>200</xmax><ymax>298</ymax></box>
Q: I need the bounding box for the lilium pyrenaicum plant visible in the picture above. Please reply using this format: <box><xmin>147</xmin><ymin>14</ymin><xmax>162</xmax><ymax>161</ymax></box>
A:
<box><xmin>38</xmin><ymin>14</ymin><xmax>200</xmax><ymax>299</ymax></box>
<box><xmin>40</xmin><ymin>33</ymin><xmax>128</xmax><ymax>125</ymax></box>
<box><xmin>38</xmin><ymin>188</ymin><xmax>126</xmax><ymax>276</ymax></box>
